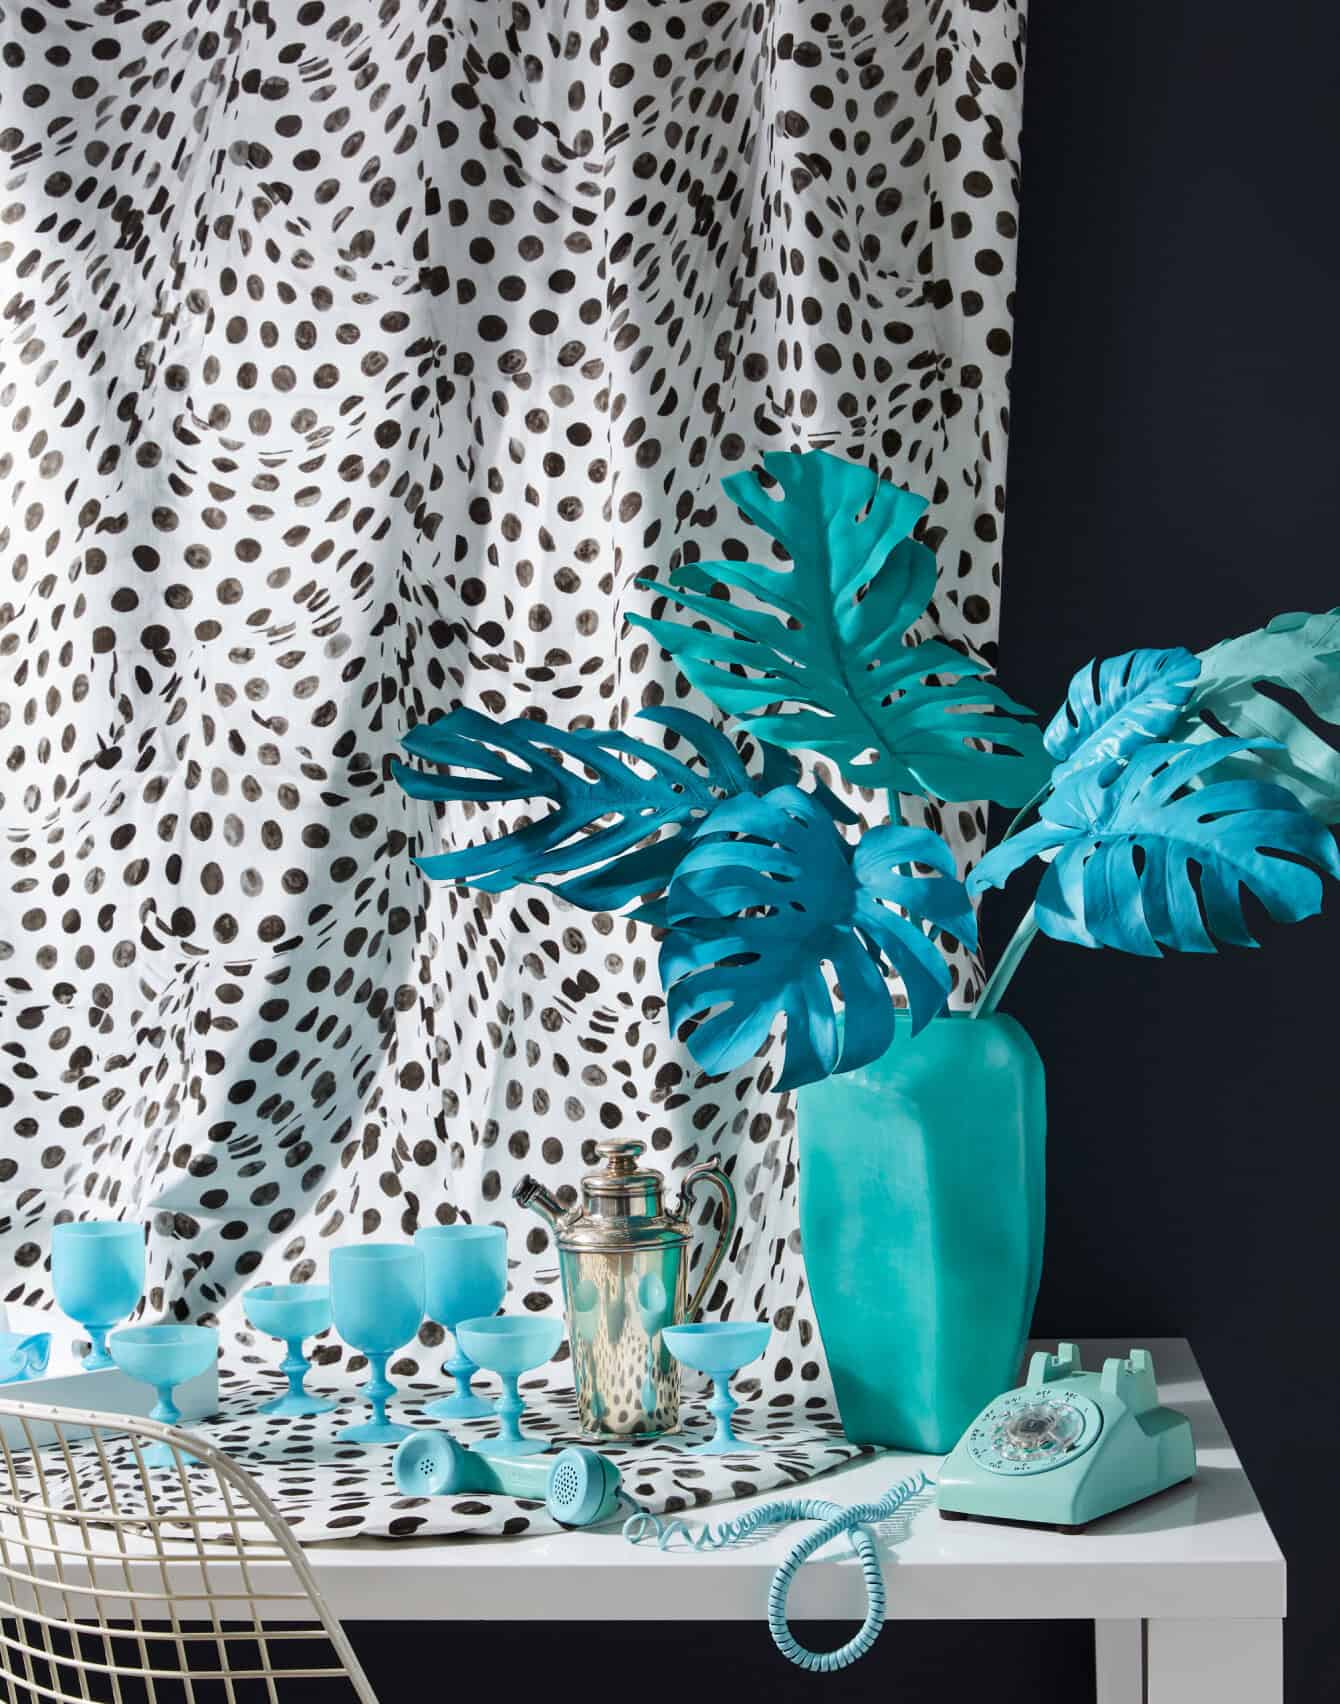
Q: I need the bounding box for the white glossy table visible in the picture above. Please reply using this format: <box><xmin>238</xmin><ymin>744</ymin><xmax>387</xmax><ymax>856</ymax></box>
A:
<box><xmin>304</xmin><ymin>1337</ymin><xmax>1285</xmax><ymax>1704</ymax></box>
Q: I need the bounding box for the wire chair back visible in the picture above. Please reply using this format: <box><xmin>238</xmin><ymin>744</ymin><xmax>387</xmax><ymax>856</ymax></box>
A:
<box><xmin>0</xmin><ymin>1397</ymin><xmax>380</xmax><ymax>1704</ymax></box>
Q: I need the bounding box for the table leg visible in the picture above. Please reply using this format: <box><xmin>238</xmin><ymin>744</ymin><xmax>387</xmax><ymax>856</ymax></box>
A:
<box><xmin>1146</xmin><ymin>1618</ymin><xmax>1283</xmax><ymax>1704</ymax></box>
<box><xmin>1094</xmin><ymin>1619</ymin><xmax>1143</xmax><ymax>1704</ymax></box>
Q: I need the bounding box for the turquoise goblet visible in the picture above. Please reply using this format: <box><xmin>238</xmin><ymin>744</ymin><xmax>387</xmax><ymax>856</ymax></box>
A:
<box><xmin>330</xmin><ymin>1244</ymin><xmax>425</xmax><ymax>1445</ymax></box>
<box><xmin>242</xmin><ymin>1284</ymin><xmax>338</xmax><ymax>1418</ymax></box>
<box><xmin>455</xmin><ymin>1314</ymin><xmax>563</xmax><ymax>1457</ymax></box>
<box><xmin>662</xmin><ymin>1322</ymin><xmax>772</xmax><ymax>1454</ymax></box>
<box><xmin>51</xmin><ymin>1221</ymin><xmax>146</xmax><ymax>1371</ymax></box>
<box><xmin>415</xmin><ymin>1224</ymin><xmax>507</xmax><ymax>1420</ymax></box>
<box><xmin>109</xmin><ymin>1324</ymin><xmax>218</xmax><ymax>1469</ymax></box>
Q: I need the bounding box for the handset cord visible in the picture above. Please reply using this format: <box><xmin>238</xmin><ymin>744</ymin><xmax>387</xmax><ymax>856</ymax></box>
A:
<box><xmin>622</xmin><ymin>1471</ymin><xmax>931</xmax><ymax>1672</ymax></box>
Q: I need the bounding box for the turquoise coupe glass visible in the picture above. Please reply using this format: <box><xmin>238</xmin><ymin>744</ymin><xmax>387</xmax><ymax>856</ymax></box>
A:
<box><xmin>108</xmin><ymin>1324</ymin><xmax>218</xmax><ymax>1468</ymax></box>
<box><xmin>415</xmin><ymin>1224</ymin><xmax>507</xmax><ymax>1420</ymax></box>
<box><xmin>662</xmin><ymin>1322</ymin><xmax>772</xmax><ymax>1454</ymax></box>
<box><xmin>454</xmin><ymin>1314</ymin><xmax>563</xmax><ymax>1456</ymax></box>
<box><xmin>51</xmin><ymin>1221</ymin><xmax>146</xmax><ymax>1371</ymax></box>
<box><xmin>329</xmin><ymin>1244</ymin><xmax>425</xmax><ymax>1445</ymax></box>
<box><xmin>242</xmin><ymin>1284</ymin><xmax>338</xmax><ymax>1418</ymax></box>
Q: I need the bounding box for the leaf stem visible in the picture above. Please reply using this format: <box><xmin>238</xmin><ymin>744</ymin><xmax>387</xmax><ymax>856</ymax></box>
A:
<box><xmin>974</xmin><ymin>905</ymin><xmax>1040</xmax><ymax>1018</ymax></box>
<box><xmin>997</xmin><ymin>779</ymin><xmax>1053</xmax><ymax>844</ymax></box>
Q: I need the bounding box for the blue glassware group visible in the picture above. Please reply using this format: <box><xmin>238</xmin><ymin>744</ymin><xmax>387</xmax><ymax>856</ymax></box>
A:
<box><xmin>42</xmin><ymin>1217</ymin><xmax>661</xmax><ymax>1475</ymax></box>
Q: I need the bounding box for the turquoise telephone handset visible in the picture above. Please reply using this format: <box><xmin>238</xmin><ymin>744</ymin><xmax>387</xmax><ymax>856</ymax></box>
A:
<box><xmin>936</xmin><ymin>1343</ymin><xmax>1194</xmax><ymax>1532</ymax></box>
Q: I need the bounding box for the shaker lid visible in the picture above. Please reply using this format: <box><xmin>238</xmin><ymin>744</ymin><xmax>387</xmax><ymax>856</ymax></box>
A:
<box><xmin>551</xmin><ymin>1138</ymin><xmax>689</xmax><ymax>1250</ymax></box>
<box><xmin>580</xmin><ymin>1138</ymin><xmax>665</xmax><ymax>1219</ymax></box>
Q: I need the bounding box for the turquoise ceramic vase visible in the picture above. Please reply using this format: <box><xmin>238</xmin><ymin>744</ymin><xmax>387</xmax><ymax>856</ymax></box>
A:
<box><xmin>796</xmin><ymin>1010</ymin><xmax>1046</xmax><ymax>1454</ymax></box>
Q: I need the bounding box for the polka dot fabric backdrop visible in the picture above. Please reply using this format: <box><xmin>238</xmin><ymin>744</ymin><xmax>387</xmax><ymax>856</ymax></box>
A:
<box><xmin>0</xmin><ymin>1</ymin><xmax>1027</xmax><ymax>1537</ymax></box>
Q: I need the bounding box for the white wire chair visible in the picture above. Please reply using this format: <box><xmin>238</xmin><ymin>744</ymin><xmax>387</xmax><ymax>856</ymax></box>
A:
<box><xmin>0</xmin><ymin>1397</ymin><xmax>380</xmax><ymax>1704</ymax></box>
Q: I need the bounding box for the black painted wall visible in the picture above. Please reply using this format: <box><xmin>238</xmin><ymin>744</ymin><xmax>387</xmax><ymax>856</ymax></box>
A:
<box><xmin>352</xmin><ymin>7</ymin><xmax>1337</xmax><ymax>1700</ymax></box>
<box><xmin>994</xmin><ymin>2</ymin><xmax>1339</xmax><ymax>1698</ymax></box>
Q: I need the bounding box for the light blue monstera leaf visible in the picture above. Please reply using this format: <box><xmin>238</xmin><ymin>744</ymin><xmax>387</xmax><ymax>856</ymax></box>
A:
<box><xmin>392</xmin><ymin>706</ymin><xmax>854</xmax><ymax>913</ymax></box>
<box><xmin>658</xmin><ymin>786</ymin><xmax>976</xmax><ymax>1090</ymax></box>
<box><xmin>968</xmin><ymin>739</ymin><xmax>1340</xmax><ymax>955</ymax></box>
<box><xmin>1044</xmin><ymin>647</ymin><xmax>1201</xmax><ymax>785</ymax></box>
<box><xmin>1172</xmin><ymin>609</ymin><xmax>1340</xmax><ymax>822</ymax></box>
<box><xmin>627</xmin><ymin>448</ymin><xmax>1048</xmax><ymax>804</ymax></box>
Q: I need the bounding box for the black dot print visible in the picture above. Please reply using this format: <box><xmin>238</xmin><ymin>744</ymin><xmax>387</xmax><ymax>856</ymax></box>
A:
<box><xmin>0</xmin><ymin>3</ymin><xmax>1022</xmax><ymax>1537</ymax></box>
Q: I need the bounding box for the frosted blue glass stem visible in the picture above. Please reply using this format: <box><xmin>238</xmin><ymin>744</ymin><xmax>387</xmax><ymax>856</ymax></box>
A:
<box><xmin>706</xmin><ymin>1377</ymin><xmax>739</xmax><ymax>1451</ymax></box>
<box><xmin>496</xmin><ymin>1373</ymin><xmax>524</xmax><ymax>1450</ymax></box>
<box><xmin>150</xmin><ymin>1383</ymin><xmax>180</xmax><ymax>1430</ymax></box>
<box><xmin>84</xmin><ymin>1326</ymin><xmax>115</xmax><ymax>1372</ymax></box>
<box><xmin>444</xmin><ymin>1341</ymin><xmax>480</xmax><ymax>1403</ymax></box>
<box><xmin>364</xmin><ymin>1351</ymin><xmax>393</xmax><ymax>1429</ymax></box>
<box><xmin>281</xmin><ymin>1338</ymin><xmax>308</xmax><ymax>1402</ymax></box>
<box><xmin>142</xmin><ymin>1380</ymin><xmax>200</xmax><ymax>1469</ymax></box>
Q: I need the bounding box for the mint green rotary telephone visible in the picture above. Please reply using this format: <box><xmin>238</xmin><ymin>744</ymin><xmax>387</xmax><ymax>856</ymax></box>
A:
<box><xmin>936</xmin><ymin>1344</ymin><xmax>1194</xmax><ymax>1532</ymax></box>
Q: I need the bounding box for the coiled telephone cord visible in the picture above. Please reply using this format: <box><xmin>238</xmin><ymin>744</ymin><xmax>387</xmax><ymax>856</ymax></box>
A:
<box><xmin>622</xmin><ymin>1470</ymin><xmax>931</xmax><ymax>1672</ymax></box>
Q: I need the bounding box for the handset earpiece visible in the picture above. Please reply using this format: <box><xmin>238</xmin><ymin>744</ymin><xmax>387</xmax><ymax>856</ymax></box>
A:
<box><xmin>544</xmin><ymin>1446</ymin><xmax>624</xmax><ymax>1528</ymax></box>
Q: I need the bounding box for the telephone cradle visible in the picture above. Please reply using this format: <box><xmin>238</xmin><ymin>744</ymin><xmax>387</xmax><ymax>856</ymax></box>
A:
<box><xmin>935</xmin><ymin>1343</ymin><xmax>1194</xmax><ymax>1534</ymax></box>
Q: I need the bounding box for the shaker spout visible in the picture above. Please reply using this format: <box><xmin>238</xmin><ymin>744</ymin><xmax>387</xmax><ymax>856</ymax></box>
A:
<box><xmin>513</xmin><ymin>1174</ymin><xmax>564</xmax><ymax>1231</ymax></box>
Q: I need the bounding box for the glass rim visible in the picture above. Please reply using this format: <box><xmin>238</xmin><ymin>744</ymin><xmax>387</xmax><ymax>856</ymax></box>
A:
<box><xmin>455</xmin><ymin>1314</ymin><xmax>557</xmax><ymax>1337</ymax></box>
<box><xmin>52</xmin><ymin>1221</ymin><xmax>142</xmax><ymax>1239</ymax></box>
<box><xmin>329</xmin><ymin>1244</ymin><xmax>422</xmax><ymax>1263</ymax></box>
<box><xmin>414</xmin><ymin>1223</ymin><xmax>504</xmax><ymax>1243</ymax></box>
<box><xmin>113</xmin><ymin>1324</ymin><xmax>216</xmax><ymax>1343</ymax></box>
<box><xmin>245</xmin><ymin>1283</ymin><xmax>329</xmax><ymax>1302</ymax></box>
<box><xmin>663</xmin><ymin>1321</ymin><xmax>768</xmax><ymax>1339</ymax></box>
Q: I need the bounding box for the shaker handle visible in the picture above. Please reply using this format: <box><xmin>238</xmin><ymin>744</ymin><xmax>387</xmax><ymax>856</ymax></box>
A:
<box><xmin>680</xmin><ymin>1158</ymin><xmax>738</xmax><ymax>1321</ymax></box>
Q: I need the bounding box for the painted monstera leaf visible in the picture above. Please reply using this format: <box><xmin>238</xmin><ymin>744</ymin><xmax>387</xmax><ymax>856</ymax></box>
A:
<box><xmin>627</xmin><ymin>448</ymin><xmax>1048</xmax><ymax>804</ymax></box>
<box><xmin>1173</xmin><ymin>609</ymin><xmax>1340</xmax><ymax>822</ymax></box>
<box><xmin>1044</xmin><ymin>647</ymin><xmax>1201</xmax><ymax>786</ymax></box>
<box><xmin>659</xmin><ymin>787</ymin><xmax>977</xmax><ymax>1091</ymax></box>
<box><xmin>968</xmin><ymin>739</ymin><xmax>1340</xmax><ymax>955</ymax></box>
<box><xmin>392</xmin><ymin>706</ymin><xmax>853</xmax><ymax>913</ymax></box>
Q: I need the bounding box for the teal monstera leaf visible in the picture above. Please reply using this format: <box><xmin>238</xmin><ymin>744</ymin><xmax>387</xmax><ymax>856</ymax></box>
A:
<box><xmin>969</xmin><ymin>739</ymin><xmax>1340</xmax><ymax>955</ymax></box>
<box><xmin>659</xmin><ymin>787</ymin><xmax>976</xmax><ymax>1090</ymax></box>
<box><xmin>627</xmin><ymin>448</ymin><xmax>1048</xmax><ymax>805</ymax></box>
<box><xmin>1173</xmin><ymin>609</ymin><xmax>1340</xmax><ymax>822</ymax></box>
<box><xmin>392</xmin><ymin>706</ymin><xmax>854</xmax><ymax>914</ymax></box>
<box><xmin>1044</xmin><ymin>647</ymin><xmax>1201</xmax><ymax>785</ymax></box>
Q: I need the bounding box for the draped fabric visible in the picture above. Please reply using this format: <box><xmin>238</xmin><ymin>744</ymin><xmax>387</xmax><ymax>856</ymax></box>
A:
<box><xmin>0</xmin><ymin>0</ymin><xmax>1027</xmax><ymax>1528</ymax></box>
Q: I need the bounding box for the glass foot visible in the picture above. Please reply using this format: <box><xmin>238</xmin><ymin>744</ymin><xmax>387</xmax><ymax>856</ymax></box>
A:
<box><xmin>140</xmin><ymin>1441</ymin><xmax>201</xmax><ymax>1470</ymax></box>
<box><xmin>83</xmin><ymin>1348</ymin><xmax>115</xmax><ymax>1372</ymax></box>
<box><xmin>690</xmin><ymin>1437</ymin><xmax>761</xmax><ymax>1455</ymax></box>
<box><xmin>425</xmin><ymin>1391</ymin><xmax>495</xmax><ymax>1420</ymax></box>
<box><xmin>259</xmin><ymin>1392</ymin><xmax>339</xmax><ymax>1418</ymax></box>
<box><xmin>337</xmin><ymin>1419</ymin><xmax>415</xmax><ymax>1445</ymax></box>
<box><xmin>480</xmin><ymin>1434</ymin><xmax>552</xmax><ymax>1457</ymax></box>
